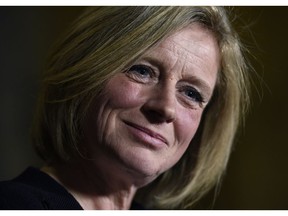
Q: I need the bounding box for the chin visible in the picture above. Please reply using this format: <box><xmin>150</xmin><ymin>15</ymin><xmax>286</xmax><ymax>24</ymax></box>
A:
<box><xmin>114</xmin><ymin>147</ymin><xmax>173</xmax><ymax>186</ymax></box>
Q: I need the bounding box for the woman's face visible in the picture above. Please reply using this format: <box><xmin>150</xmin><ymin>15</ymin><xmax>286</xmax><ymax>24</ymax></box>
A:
<box><xmin>84</xmin><ymin>24</ymin><xmax>220</xmax><ymax>184</ymax></box>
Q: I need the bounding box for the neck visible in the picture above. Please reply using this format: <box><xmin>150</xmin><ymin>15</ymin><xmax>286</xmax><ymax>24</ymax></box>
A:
<box><xmin>42</xmin><ymin>159</ymin><xmax>138</xmax><ymax>210</ymax></box>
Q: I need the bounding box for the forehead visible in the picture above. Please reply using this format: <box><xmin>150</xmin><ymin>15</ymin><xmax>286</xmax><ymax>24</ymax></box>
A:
<box><xmin>157</xmin><ymin>24</ymin><xmax>219</xmax><ymax>61</ymax></box>
<box><xmin>142</xmin><ymin>24</ymin><xmax>220</xmax><ymax>84</ymax></box>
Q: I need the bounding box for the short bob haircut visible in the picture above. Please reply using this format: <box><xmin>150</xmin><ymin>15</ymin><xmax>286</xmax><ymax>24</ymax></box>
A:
<box><xmin>32</xmin><ymin>7</ymin><xmax>250</xmax><ymax>209</ymax></box>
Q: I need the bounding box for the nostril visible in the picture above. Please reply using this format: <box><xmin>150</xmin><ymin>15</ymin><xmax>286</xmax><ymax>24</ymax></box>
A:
<box><xmin>141</xmin><ymin>86</ymin><xmax>177</xmax><ymax>123</ymax></box>
<box><xmin>141</xmin><ymin>108</ymin><xmax>166</xmax><ymax>124</ymax></box>
<box><xmin>141</xmin><ymin>102</ymin><xmax>176</xmax><ymax>124</ymax></box>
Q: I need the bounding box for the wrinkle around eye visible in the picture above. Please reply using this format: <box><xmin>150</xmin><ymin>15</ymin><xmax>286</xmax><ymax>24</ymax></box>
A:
<box><xmin>125</xmin><ymin>65</ymin><xmax>158</xmax><ymax>84</ymax></box>
<box><xmin>177</xmin><ymin>96</ymin><xmax>204</xmax><ymax>110</ymax></box>
<box><xmin>182</xmin><ymin>77</ymin><xmax>214</xmax><ymax>103</ymax></box>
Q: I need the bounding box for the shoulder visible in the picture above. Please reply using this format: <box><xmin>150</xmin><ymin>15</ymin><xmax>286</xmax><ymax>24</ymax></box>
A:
<box><xmin>0</xmin><ymin>178</ymin><xmax>44</xmax><ymax>209</ymax></box>
<box><xmin>0</xmin><ymin>167</ymin><xmax>82</xmax><ymax>210</ymax></box>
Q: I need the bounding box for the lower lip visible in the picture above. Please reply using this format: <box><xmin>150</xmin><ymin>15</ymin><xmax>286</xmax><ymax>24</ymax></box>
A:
<box><xmin>124</xmin><ymin>123</ymin><xmax>167</xmax><ymax>149</ymax></box>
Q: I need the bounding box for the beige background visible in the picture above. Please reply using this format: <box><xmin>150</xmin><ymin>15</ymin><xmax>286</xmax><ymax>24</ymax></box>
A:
<box><xmin>0</xmin><ymin>7</ymin><xmax>287</xmax><ymax>209</ymax></box>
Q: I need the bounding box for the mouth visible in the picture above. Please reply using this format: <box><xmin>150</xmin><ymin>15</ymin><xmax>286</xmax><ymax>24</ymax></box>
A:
<box><xmin>123</xmin><ymin>121</ymin><xmax>168</xmax><ymax>147</ymax></box>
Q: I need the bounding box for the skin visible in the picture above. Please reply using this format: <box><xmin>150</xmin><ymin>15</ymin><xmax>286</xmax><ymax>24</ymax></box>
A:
<box><xmin>43</xmin><ymin>23</ymin><xmax>220</xmax><ymax>209</ymax></box>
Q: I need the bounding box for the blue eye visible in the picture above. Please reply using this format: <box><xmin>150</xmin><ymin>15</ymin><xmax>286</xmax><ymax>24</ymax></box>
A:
<box><xmin>126</xmin><ymin>64</ymin><xmax>155</xmax><ymax>83</ymax></box>
<box><xmin>183</xmin><ymin>87</ymin><xmax>204</xmax><ymax>103</ymax></box>
<box><xmin>128</xmin><ymin>65</ymin><xmax>152</xmax><ymax>78</ymax></box>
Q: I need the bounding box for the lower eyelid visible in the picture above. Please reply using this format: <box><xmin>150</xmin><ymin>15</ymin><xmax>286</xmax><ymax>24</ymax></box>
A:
<box><xmin>178</xmin><ymin>86</ymin><xmax>201</xmax><ymax>99</ymax></box>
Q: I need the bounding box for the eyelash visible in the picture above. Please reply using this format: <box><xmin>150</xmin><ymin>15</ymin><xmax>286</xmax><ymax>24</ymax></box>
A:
<box><xmin>126</xmin><ymin>64</ymin><xmax>155</xmax><ymax>83</ymax></box>
<box><xmin>179</xmin><ymin>86</ymin><xmax>204</xmax><ymax>104</ymax></box>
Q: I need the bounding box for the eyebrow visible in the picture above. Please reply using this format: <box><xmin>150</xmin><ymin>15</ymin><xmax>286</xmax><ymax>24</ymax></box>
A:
<box><xmin>141</xmin><ymin>55</ymin><xmax>216</xmax><ymax>100</ymax></box>
<box><xmin>141</xmin><ymin>56</ymin><xmax>165</xmax><ymax>73</ymax></box>
<box><xmin>185</xmin><ymin>75</ymin><xmax>215</xmax><ymax>101</ymax></box>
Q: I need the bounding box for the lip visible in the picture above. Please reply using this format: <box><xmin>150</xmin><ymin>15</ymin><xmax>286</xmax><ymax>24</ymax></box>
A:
<box><xmin>123</xmin><ymin>121</ymin><xmax>168</xmax><ymax>147</ymax></box>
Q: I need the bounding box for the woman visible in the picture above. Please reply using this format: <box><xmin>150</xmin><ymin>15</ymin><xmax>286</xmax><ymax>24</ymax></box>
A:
<box><xmin>0</xmin><ymin>6</ymin><xmax>250</xmax><ymax>209</ymax></box>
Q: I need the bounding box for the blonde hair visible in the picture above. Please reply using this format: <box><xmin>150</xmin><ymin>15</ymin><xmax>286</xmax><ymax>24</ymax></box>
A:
<box><xmin>32</xmin><ymin>6</ymin><xmax>250</xmax><ymax>209</ymax></box>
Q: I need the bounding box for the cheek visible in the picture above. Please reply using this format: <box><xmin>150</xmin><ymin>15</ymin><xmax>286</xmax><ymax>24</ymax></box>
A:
<box><xmin>163</xmin><ymin>110</ymin><xmax>203</xmax><ymax>171</ymax></box>
<box><xmin>105</xmin><ymin>75</ymin><xmax>144</xmax><ymax>109</ymax></box>
<box><xmin>175</xmin><ymin>109</ymin><xmax>203</xmax><ymax>147</ymax></box>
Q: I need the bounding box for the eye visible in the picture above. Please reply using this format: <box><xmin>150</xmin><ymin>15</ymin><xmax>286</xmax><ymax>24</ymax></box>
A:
<box><xmin>130</xmin><ymin>65</ymin><xmax>151</xmax><ymax>77</ymax></box>
<box><xmin>180</xmin><ymin>86</ymin><xmax>204</xmax><ymax>104</ymax></box>
<box><xmin>125</xmin><ymin>64</ymin><xmax>156</xmax><ymax>83</ymax></box>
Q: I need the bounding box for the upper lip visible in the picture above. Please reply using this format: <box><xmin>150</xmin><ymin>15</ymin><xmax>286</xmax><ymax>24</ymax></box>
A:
<box><xmin>124</xmin><ymin>121</ymin><xmax>168</xmax><ymax>145</ymax></box>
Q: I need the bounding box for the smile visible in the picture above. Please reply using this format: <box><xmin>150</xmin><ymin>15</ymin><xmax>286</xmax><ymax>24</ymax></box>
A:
<box><xmin>123</xmin><ymin>121</ymin><xmax>168</xmax><ymax>148</ymax></box>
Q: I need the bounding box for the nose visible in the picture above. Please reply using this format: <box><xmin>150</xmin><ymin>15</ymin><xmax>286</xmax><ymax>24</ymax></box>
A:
<box><xmin>141</xmin><ymin>86</ymin><xmax>176</xmax><ymax>123</ymax></box>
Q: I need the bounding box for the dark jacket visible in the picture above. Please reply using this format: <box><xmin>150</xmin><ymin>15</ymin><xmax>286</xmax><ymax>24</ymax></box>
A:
<box><xmin>0</xmin><ymin>167</ymin><xmax>143</xmax><ymax>210</ymax></box>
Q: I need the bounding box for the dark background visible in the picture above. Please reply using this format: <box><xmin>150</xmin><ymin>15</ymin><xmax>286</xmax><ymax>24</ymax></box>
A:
<box><xmin>0</xmin><ymin>6</ymin><xmax>287</xmax><ymax>209</ymax></box>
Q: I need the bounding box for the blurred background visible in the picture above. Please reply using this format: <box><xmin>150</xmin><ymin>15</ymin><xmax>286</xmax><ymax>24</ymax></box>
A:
<box><xmin>0</xmin><ymin>6</ymin><xmax>287</xmax><ymax>209</ymax></box>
